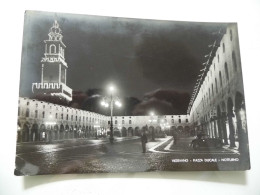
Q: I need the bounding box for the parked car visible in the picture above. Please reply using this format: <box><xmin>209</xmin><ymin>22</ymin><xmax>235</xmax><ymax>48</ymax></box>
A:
<box><xmin>190</xmin><ymin>134</ymin><xmax>222</xmax><ymax>150</ymax></box>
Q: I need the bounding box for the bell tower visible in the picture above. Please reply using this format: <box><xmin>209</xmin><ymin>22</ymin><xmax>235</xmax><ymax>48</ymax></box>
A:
<box><xmin>32</xmin><ymin>20</ymin><xmax>72</xmax><ymax>102</ymax></box>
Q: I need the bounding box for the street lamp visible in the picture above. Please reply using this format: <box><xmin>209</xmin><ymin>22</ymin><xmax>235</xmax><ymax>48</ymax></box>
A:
<box><xmin>101</xmin><ymin>84</ymin><xmax>122</xmax><ymax>143</ymax></box>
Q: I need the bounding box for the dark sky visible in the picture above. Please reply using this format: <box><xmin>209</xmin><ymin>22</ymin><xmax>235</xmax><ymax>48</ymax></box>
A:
<box><xmin>19</xmin><ymin>11</ymin><xmax>227</xmax><ymax>112</ymax></box>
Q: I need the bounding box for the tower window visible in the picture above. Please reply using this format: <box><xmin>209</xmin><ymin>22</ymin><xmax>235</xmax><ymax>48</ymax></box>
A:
<box><xmin>223</xmin><ymin>43</ymin><xmax>225</xmax><ymax>53</ymax></box>
<box><xmin>35</xmin><ymin>110</ymin><xmax>38</xmax><ymax>118</ymax></box>
<box><xmin>230</xmin><ymin>29</ymin><xmax>233</xmax><ymax>41</ymax></box>
<box><xmin>49</xmin><ymin>44</ymin><xmax>56</xmax><ymax>54</ymax></box>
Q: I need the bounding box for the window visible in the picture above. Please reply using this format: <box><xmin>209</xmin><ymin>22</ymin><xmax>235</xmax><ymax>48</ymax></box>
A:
<box><xmin>224</xmin><ymin>62</ymin><xmax>229</xmax><ymax>81</ymax></box>
<box><xmin>76</xmin><ymin>116</ymin><xmax>77</xmax><ymax>121</ymax></box>
<box><xmin>223</xmin><ymin>43</ymin><xmax>225</xmax><ymax>53</ymax></box>
<box><xmin>230</xmin><ymin>29</ymin><xmax>233</xmax><ymax>41</ymax></box>
<box><xmin>215</xmin><ymin>78</ymin><xmax>218</xmax><ymax>93</ymax></box>
<box><xmin>50</xmin><ymin>44</ymin><xmax>56</xmax><ymax>54</ymax></box>
<box><xmin>42</xmin><ymin>111</ymin><xmax>45</xmax><ymax>118</ymax></box>
<box><xmin>171</xmin><ymin>119</ymin><xmax>174</xmax><ymax>123</ymax></box>
<box><xmin>26</xmin><ymin>108</ymin><xmax>30</xmax><ymax>117</ymax></box>
<box><xmin>61</xmin><ymin>114</ymin><xmax>63</xmax><ymax>119</ymax></box>
<box><xmin>27</xmin><ymin>102</ymin><xmax>29</xmax><ymax>106</ymax></box>
<box><xmin>129</xmin><ymin>120</ymin><xmax>131</xmax><ymax>124</ymax></box>
<box><xmin>66</xmin><ymin>114</ymin><xmax>68</xmax><ymax>120</ymax></box>
<box><xmin>55</xmin><ymin>113</ymin><xmax>58</xmax><ymax>119</ymax></box>
<box><xmin>71</xmin><ymin>115</ymin><xmax>73</xmax><ymax>121</ymax></box>
<box><xmin>43</xmin><ymin>105</ymin><xmax>45</xmax><ymax>109</ymax></box>
<box><xmin>18</xmin><ymin>107</ymin><xmax>20</xmax><ymax>116</ymax></box>
<box><xmin>211</xmin><ymin>84</ymin><xmax>214</xmax><ymax>96</ymax></box>
<box><xmin>232</xmin><ymin>52</ymin><xmax>237</xmax><ymax>72</ymax></box>
<box><xmin>115</xmin><ymin>120</ymin><xmax>117</xmax><ymax>124</ymax></box>
<box><xmin>108</xmin><ymin>121</ymin><xmax>110</xmax><ymax>125</ymax></box>
<box><xmin>186</xmin><ymin>119</ymin><xmax>188</xmax><ymax>123</ymax></box>
<box><xmin>219</xmin><ymin>71</ymin><xmax>223</xmax><ymax>87</ymax></box>
<box><xmin>122</xmin><ymin>120</ymin><xmax>125</xmax><ymax>124</ymax></box>
<box><xmin>179</xmin><ymin>119</ymin><xmax>181</xmax><ymax>123</ymax></box>
<box><xmin>35</xmin><ymin>110</ymin><xmax>38</xmax><ymax>118</ymax></box>
<box><xmin>36</xmin><ymin>103</ymin><xmax>38</xmax><ymax>107</ymax></box>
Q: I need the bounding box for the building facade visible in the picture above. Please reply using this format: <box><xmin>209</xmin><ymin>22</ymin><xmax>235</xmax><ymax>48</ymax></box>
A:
<box><xmin>17</xmin><ymin>97</ymin><xmax>190</xmax><ymax>142</ymax></box>
<box><xmin>187</xmin><ymin>24</ymin><xmax>248</xmax><ymax>153</ymax></box>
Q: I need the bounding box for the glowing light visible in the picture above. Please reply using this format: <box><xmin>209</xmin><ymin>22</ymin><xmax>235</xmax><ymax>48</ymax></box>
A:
<box><xmin>115</xmin><ymin>100</ymin><xmax>122</xmax><ymax>107</ymax></box>
<box><xmin>150</xmin><ymin>112</ymin><xmax>154</xmax><ymax>116</ymax></box>
<box><xmin>108</xmin><ymin>85</ymin><xmax>115</xmax><ymax>93</ymax></box>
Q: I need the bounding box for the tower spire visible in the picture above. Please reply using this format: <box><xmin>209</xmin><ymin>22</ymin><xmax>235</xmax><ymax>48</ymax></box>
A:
<box><xmin>32</xmin><ymin>20</ymin><xmax>72</xmax><ymax>102</ymax></box>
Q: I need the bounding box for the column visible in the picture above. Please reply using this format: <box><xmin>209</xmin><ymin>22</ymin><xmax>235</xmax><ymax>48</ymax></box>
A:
<box><xmin>221</xmin><ymin>112</ymin><xmax>228</xmax><ymax>145</ymax></box>
<box><xmin>227</xmin><ymin>112</ymin><xmax>236</xmax><ymax>147</ymax></box>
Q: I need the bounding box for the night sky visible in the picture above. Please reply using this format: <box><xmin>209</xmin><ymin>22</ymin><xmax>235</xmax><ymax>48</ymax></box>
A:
<box><xmin>19</xmin><ymin>11</ymin><xmax>228</xmax><ymax>115</ymax></box>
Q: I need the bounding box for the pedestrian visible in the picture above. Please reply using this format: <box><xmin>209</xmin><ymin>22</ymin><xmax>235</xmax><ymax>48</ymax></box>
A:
<box><xmin>141</xmin><ymin>131</ymin><xmax>148</xmax><ymax>153</ymax></box>
<box><xmin>173</xmin><ymin>130</ymin><xmax>178</xmax><ymax>145</ymax></box>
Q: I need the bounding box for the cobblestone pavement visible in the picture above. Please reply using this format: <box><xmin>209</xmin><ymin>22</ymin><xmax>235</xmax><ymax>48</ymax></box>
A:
<box><xmin>15</xmin><ymin>136</ymin><xmax>248</xmax><ymax>175</ymax></box>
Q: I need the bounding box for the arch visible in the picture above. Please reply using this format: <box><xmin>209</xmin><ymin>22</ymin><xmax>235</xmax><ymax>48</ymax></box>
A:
<box><xmin>65</xmin><ymin>125</ymin><xmax>69</xmax><ymax>139</ymax></box>
<box><xmin>121</xmin><ymin>127</ymin><xmax>127</xmax><ymax>137</ymax></box>
<box><xmin>74</xmin><ymin>125</ymin><xmax>78</xmax><ymax>138</ymax></box>
<box><xmin>60</xmin><ymin>124</ymin><xmax>65</xmax><ymax>139</ymax></box>
<box><xmin>22</xmin><ymin>124</ymin><xmax>30</xmax><ymax>142</ymax></box>
<box><xmin>128</xmin><ymin>127</ymin><xmax>134</xmax><ymax>136</ymax></box>
<box><xmin>184</xmin><ymin>126</ymin><xmax>190</xmax><ymax>136</ymax></box>
<box><xmin>170</xmin><ymin>126</ymin><xmax>176</xmax><ymax>136</ymax></box>
<box><xmin>39</xmin><ymin>124</ymin><xmax>46</xmax><ymax>141</ymax></box>
<box><xmin>31</xmin><ymin>123</ymin><xmax>39</xmax><ymax>142</ymax></box>
<box><xmin>53</xmin><ymin>124</ymin><xmax>59</xmax><ymax>140</ymax></box>
<box><xmin>134</xmin><ymin>127</ymin><xmax>140</xmax><ymax>136</ymax></box>
<box><xmin>113</xmin><ymin>127</ymin><xmax>121</xmax><ymax>137</ymax></box>
<box><xmin>49</xmin><ymin>44</ymin><xmax>56</xmax><ymax>54</ymax></box>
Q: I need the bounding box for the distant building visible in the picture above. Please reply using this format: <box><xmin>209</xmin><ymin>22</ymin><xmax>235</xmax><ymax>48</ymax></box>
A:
<box><xmin>17</xmin><ymin>97</ymin><xmax>189</xmax><ymax>142</ymax></box>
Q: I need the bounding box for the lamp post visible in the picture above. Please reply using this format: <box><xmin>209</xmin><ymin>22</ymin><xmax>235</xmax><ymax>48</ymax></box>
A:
<box><xmin>101</xmin><ymin>85</ymin><xmax>122</xmax><ymax>144</ymax></box>
<box><xmin>149</xmin><ymin>112</ymin><xmax>156</xmax><ymax>141</ymax></box>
